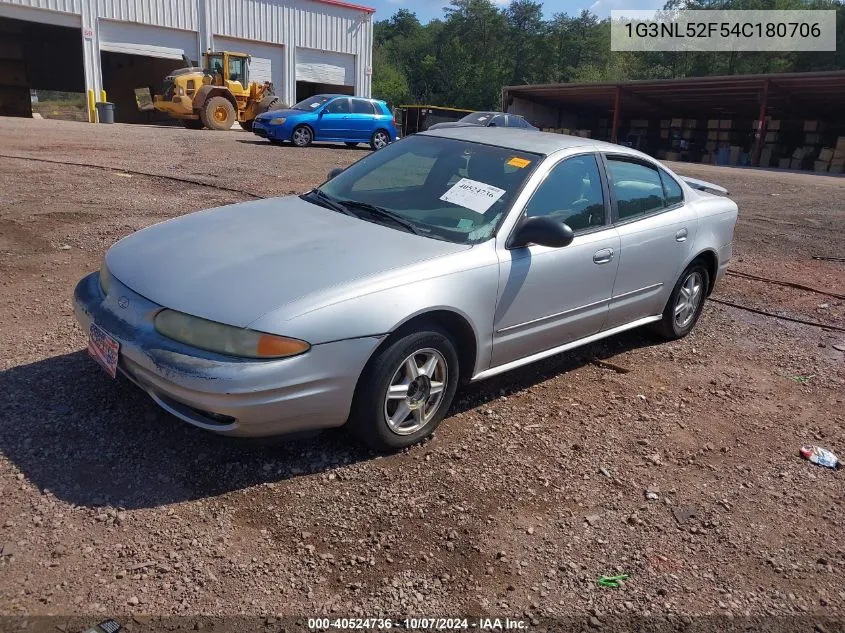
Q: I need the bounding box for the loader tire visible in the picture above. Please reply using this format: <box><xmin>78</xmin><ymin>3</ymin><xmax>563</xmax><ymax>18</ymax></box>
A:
<box><xmin>200</xmin><ymin>96</ymin><xmax>236</xmax><ymax>131</ymax></box>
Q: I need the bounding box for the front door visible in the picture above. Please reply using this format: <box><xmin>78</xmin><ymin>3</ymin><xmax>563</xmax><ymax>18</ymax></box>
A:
<box><xmin>492</xmin><ymin>153</ymin><xmax>620</xmax><ymax>367</ymax></box>
<box><xmin>601</xmin><ymin>155</ymin><xmax>698</xmax><ymax>329</ymax></box>
<box><xmin>316</xmin><ymin>97</ymin><xmax>351</xmax><ymax>140</ymax></box>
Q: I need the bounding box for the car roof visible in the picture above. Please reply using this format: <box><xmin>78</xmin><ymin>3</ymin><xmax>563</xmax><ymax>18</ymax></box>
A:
<box><xmin>316</xmin><ymin>94</ymin><xmax>382</xmax><ymax>102</ymax></box>
<box><xmin>419</xmin><ymin>126</ymin><xmax>642</xmax><ymax>158</ymax></box>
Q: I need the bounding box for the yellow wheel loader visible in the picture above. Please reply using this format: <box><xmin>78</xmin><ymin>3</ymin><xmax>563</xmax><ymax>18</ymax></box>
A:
<box><xmin>153</xmin><ymin>51</ymin><xmax>285</xmax><ymax>131</ymax></box>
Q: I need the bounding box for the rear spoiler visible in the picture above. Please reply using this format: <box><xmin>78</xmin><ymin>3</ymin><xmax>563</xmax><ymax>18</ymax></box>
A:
<box><xmin>680</xmin><ymin>176</ymin><xmax>728</xmax><ymax>196</ymax></box>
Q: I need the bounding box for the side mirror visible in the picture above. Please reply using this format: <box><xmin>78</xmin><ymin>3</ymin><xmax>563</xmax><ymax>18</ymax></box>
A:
<box><xmin>327</xmin><ymin>167</ymin><xmax>344</xmax><ymax>179</ymax></box>
<box><xmin>510</xmin><ymin>216</ymin><xmax>574</xmax><ymax>249</ymax></box>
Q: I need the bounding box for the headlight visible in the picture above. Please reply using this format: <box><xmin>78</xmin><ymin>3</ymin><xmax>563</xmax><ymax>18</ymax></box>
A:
<box><xmin>153</xmin><ymin>309</ymin><xmax>310</xmax><ymax>359</ymax></box>
<box><xmin>270</xmin><ymin>117</ymin><xmax>286</xmax><ymax>125</ymax></box>
<box><xmin>177</xmin><ymin>86</ymin><xmax>185</xmax><ymax>96</ymax></box>
<box><xmin>98</xmin><ymin>265</ymin><xmax>111</xmax><ymax>296</ymax></box>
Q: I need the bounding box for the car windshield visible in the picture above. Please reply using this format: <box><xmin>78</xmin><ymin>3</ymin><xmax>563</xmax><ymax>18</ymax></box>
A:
<box><xmin>292</xmin><ymin>95</ymin><xmax>331</xmax><ymax>111</ymax></box>
<box><xmin>315</xmin><ymin>135</ymin><xmax>541</xmax><ymax>244</ymax></box>
<box><xmin>458</xmin><ymin>112</ymin><xmax>496</xmax><ymax>125</ymax></box>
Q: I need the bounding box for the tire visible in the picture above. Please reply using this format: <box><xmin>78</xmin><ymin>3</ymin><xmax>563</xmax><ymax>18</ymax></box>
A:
<box><xmin>349</xmin><ymin>327</ymin><xmax>460</xmax><ymax>452</ymax></box>
<box><xmin>239</xmin><ymin>120</ymin><xmax>254</xmax><ymax>132</ymax></box>
<box><xmin>654</xmin><ymin>260</ymin><xmax>710</xmax><ymax>340</ymax></box>
<box><xmin>291</xmin><ymin>125</ymin><xmax>313</xmax><ymax>147</ymax></box>
<box><xmin>345</xmin><ymin>142</ymin><xmax>359</xmax><ymax>148</ymax></box>
<box><xmin>200</xmin><ymin>96</ymin><xmax>236</xmax><ymax>131</ymax></box>
<box><xmin>370</xmin><ymin>129</ymin><xmax>390</xmax><ymax>151</ymax></box>
<box><xmin>182</xmin><ymin>119</ymin><xmax>204</xmax><ymax>130</ymax></box>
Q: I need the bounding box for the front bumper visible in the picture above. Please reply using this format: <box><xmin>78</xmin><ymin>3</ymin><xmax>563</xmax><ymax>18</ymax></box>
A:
<box><xmin>73</xmin><ymin>272</ymin><xmax>382</xmax><ymax>437</ymax></box>
<box><xmin>252</xmin><ymin>120</ymin><xmax>288</xmax><ymax>141</ymax></box>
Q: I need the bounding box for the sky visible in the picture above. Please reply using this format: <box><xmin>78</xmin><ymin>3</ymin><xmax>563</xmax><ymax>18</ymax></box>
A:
<box><xmin>365</xmin><ymin>0</ymin><xmax>665</xmax><ymax>23</ymax></box>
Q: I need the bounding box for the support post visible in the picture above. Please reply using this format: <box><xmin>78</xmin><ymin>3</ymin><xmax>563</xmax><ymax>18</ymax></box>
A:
<box><xmin>751</xmin><ymin>79</ymin><xmax>770</xmax><ymax>167</ymax></box>
<box><xmin>611</xmin><ymin>85</ymin><xmax>621</xmax><ymax>144</ymax></box>
<box><xmin>87</xmin><ymin>89</ymin><xmax>96</xmax><ymax>123</ymax></box>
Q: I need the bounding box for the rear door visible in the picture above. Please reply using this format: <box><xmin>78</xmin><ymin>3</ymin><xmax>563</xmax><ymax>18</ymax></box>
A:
<box><xmin>601</xmin><ymin>154</ymin><xmax>697</xmax><ymax>329</ymax></box>
<box><xmin>348</xmin><ymin>98</ymin><xmax>377</xmax><ymax>141</ymax></box>
<box><xmin>316</xmin><ymin>97</ymin><xmax>351</xmax><ymax>140</ymax></box>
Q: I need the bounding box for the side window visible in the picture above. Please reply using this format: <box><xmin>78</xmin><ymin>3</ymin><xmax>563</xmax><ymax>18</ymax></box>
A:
<box><xmin>660</xmin><ymin>169</ymin><xmax>684</xmax><ymax>206</ymax></box>
<box><xmin>351</xmin><ymin>99</ymin><xmax>376</xmax><ymax>115</ymax></box>
<box><xmin>488</xmin><ymin>115</ymin><xmax>506</xmax><ymax>127</ymax></box>
<box><xmin>325</xmin><ymin>98</ymin><xmax>351</xmax><ymax>114</ymax></box>
<box><xmin>606</xmin><ymin>158</ymin><xmax>666</xmax><ymax>221</ymax></box>
<box><xmin>523</xmin><ymin>154</ymin><xmax>606</xmax><ymax>231</ymax></box>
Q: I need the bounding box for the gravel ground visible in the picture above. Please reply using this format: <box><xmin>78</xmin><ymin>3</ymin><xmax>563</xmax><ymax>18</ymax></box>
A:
<box><xmin>0</xmin><ymin>118</ymin><xmax>843</xmax><ymax>629</ymax></box>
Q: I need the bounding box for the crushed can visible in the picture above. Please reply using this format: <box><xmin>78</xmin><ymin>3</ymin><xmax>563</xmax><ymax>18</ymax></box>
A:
<box><xmin>799</xmin><ymin>445</ymin><xmax>840</xmax><ymax>469</ymax></box>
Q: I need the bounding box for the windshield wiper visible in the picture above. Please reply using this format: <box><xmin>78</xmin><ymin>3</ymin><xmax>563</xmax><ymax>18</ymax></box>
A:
<box><xmin>301</xmin><ymin>189</ymin><xmax>356</xmax><ymax>216</ymax></box>
<box><xmin>337</xmin><ymin>199</ymin><xmax>426</xmax><ymax>236</ymax></box>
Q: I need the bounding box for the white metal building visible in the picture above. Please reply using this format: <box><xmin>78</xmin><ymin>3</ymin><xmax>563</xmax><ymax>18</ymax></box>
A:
<box><xmin>0</xmin><ymin>0</ymin><xmax>374</xmax><ymax>121</ymax></box>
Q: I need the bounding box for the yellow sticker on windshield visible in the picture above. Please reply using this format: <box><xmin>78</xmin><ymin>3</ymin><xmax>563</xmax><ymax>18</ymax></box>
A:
<box><xmin>507</xmin><ymin>157</ymin><xmax>531</xmax><ymax>168</ymax></box>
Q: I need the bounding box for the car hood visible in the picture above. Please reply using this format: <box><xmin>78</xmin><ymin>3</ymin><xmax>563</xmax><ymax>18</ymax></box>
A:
<box><xmin>427</xmin><ymin>122</ymin><xmax>480</xmax><ymax>130</ymax></box>
<box><xmin>256</xmin><ymin>108</ymin><xmax>307</xmax><ymax>122</ymax></box>
<box><xmin>106</xmin><ymin>196</ymin><xmax>470</xmax><ymax>329</ymax></box>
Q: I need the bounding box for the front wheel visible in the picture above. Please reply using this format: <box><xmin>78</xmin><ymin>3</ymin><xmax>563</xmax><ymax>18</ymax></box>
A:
<box><xmin>654</xmin><ymin>261</ymin><xmax>710</xmax><ymax>340</ymax></box>
<box><xmin>291</xmin><ymin>125</ymin><xmax>313</xmax><ymax>147</ymax></box>
<box><xmin>349</xmin><ymin>328</ymin><xmax>460</xmax><ymax>451</ymax></box>
<box><xmin>200</xmin><ymin>96</ymin><xmax>236</xmax><ymax>131</ymax></box>
<box><xmin>370</xmin><ymin>129</ymin><xmax>390</xmax><ymax>150</ymax></box>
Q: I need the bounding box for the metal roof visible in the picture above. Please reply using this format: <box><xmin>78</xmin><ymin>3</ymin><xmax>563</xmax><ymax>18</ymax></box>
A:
<box><xmin>315</xmin><ymin>0</ymin><xmax>376</xmax><ymax>14</ymax></box>
<box><xmin>503</xmin><ymin>70</ymin><xmax>845</xmax><ymax>119</ymax></box>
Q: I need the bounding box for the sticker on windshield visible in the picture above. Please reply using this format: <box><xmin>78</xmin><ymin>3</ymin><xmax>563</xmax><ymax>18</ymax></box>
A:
<box><xmin>507</xmin><ymin>157</ymin><xmax>531</xmax><ymax>168</ymax></box>
<box><xmin>440</xmin><ymin>178</ymin><xmax>506</xmax><ymax>214</ymax></box>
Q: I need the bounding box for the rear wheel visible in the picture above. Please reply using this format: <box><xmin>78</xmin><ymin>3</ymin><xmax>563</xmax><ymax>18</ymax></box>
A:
<box><xmin>200</xmin><ymin>96</ymin><xmax>236</xmax><ymax>131</ymax></box>
<box><xmin>182</xmin><ymin>119</ymin><xmax>204</xmax><ymax>130</ymax></box>
<box><xmin>291</xmin><ymin>125</ymin><xmax>313</xmax><ymax>147</ymax></box>
<box><xmin>370</xmin><ymin>129</ymin><xmax>390</xmax><ymax>150</ymax></box>
<box><xmin>349</xmin><ymin>327</ymin><xmax>460</xmax><ymax>452</ymax></box>
<box><xmin>654</xmin><ymin>261</ymin><xmax>710</xmax><ymax>340</ymax></box>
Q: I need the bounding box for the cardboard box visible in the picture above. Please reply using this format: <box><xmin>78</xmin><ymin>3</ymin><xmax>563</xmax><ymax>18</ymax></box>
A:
<box><xmin>764</xmin><ymin>131</ymin><xmax>779</xmax><ymax>143</ymax></box>
<box><xmin>718</xmin><ymin>131</ymin><xmax>730</xmax><ymax>141</ymax></box>
<box><xmin>792</xmin><ymin>147</ymin><xmax>808</xmax><ymax>159</ymax></box>
<box><xmin>805</xmin><ymin>133</ymin><xmax>821</xmax><ymax>145</ymax></box>
<box><xmin>778</xmin><ymin>158</ymin><xmax>791</xmax><ymax>169</ymax></box>
<box><xmin>681</xmin><ymin>129</ymin><xmax>693</xmax><ymax>140</ymax></box>
<box><xmin>705</xmin><ymin>141</ymin><xmax>717</xmax><ymax>151</ymax></box>
<box><xmin>701</xmin><ymin>153</ymin><xmax>711</xmax><ymax>164</ymax></box>
<box><xmin>707</xmin><ymin>119</ymin><xmax>720</xmax><ymax>129</ymax></box>
<box><xmin>660</xmin><ymin>129</ymin><xmax>669</xmax><ymax>139</ymax></box>
<box><xmin>829</xmin><ymin>159</ymin><xmax>845</xmax><ymax>174</ymax></box>
<box><xmin>665</xmin><ymin>151</ymin><xmax>681</xmax><ymax>160</ymax></box>
<box><xmin>683</xmin><ymin>118</ymin><xmax>697</xmax><ymax>128</ymax></box>
<box><xmin>814</xmin><ymin>160</ymin><xmax>829</xmax><ymax>173</ymax></box>
<box><xmin>819</xmin><ymin>147</ymin><xmax>835</xmax><ymax>162</ymax></box>
<box><xmin>790</xmin><ymin>158</ymin><xmax>804</xmax><ymax>169</ymax></box>
<box><xmin>707</xmin><ymin>130</ymin><xmax>718</xmax><ymax>140</ymax></box>
<box><xmin>660</xmin><ymin>119</ymin><xmax>670</xmax><ymax>129</ymax></box>
<box><xmin>834</xmin><ymin>149</ymin><xmax>845</xmax><ymax>160</ymax></box>
<box><xmin>630</xmin><ymin>119</ymin><xmax>648</xmax><ymax>128</ymax></box>
<box><xmin>760</xmin><ymin>147</ymin><xmax>774</xmax><ymax>167</ymax></box>
<box><xmin>767</xmin><ymin>119</ymin><xmax>781</xmax><ymax>131</ymax></box>
<box><xmin>803</xmin><ymin>120</ymin><xmax>819</xmax><ymax>132</ymax></box>
<box><xmin>836</xmin><ymin>136</ymin><xmax>845</xmax><ymax>151</ymax></box>
<box><xmin>670</xmin><ymin>118</ymin><xmax>682</xmax><ymax>128</ymax></box>
<box><xmin>719</xmin><ymin>119</ymin><xmax>732</xmax><ymax>130</ymax></box>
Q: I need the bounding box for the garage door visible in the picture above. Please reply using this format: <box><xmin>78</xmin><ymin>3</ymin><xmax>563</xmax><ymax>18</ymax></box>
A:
<box><xmin>213</xmin><ymin>36</ymin><xmax>283</xmax><ymax>91</ymax></box>
<box><xmin>99</xmin><ymin>20</ymin><xmax>197</xmax><ymax>60</ymax></box>
<box><xmin>296</xmin><ymin>48</ymin><xmax>354</xmax><ymax>87</ymax></box>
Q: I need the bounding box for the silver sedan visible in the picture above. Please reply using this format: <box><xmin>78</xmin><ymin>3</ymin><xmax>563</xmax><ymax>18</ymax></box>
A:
<box><xmin>74</xmin><ymin>127</ymin><xmax>738</xmax><ymax>450</ymax></box>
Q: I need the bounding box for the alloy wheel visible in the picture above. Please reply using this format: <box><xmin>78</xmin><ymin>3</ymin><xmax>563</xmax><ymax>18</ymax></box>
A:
<box><xmin>674</xmin><ymin>270</ymin><xmax>704</xmax><ymax>329</ymax></box>
<box><xmin>383</xmin><ymin>348</ymin><xmax>447</xmax><ymax>435</ymax></box>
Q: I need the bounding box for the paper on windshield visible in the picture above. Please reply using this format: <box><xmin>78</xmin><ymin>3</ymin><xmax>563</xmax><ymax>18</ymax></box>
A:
<box><xmin>440</xmin><ymin>178</ymin><xmax>506</xmax><ymax>214</ymax></box>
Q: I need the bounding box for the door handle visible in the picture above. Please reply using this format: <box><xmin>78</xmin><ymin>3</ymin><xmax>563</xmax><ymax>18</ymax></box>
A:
<box><xmin>593</xmin><ymin>248</ymin><xmax>614</xmax><ymax>264</ymax></box>
<box><xmin>675</xmin><ymin>228</ymin><xmax>688</xmax><ymax>242</ymax></box>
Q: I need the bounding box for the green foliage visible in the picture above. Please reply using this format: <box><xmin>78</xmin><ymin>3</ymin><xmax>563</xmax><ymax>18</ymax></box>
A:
<box><xmin>373</xmin><ymin>0</ymin><xmax>845</xmax><ymax>110</ymax></box>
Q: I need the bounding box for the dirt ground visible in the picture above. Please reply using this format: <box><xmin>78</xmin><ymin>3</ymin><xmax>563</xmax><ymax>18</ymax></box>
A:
<box><xmin>0</xmin><ymin>118</ymin><xmax>843</xmax><ymax>630</ymax></box>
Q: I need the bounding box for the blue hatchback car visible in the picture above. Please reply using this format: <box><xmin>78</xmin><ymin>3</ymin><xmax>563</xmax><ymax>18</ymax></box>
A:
<box><xmin>252</xmin><ymin>94</ymin><xmax>399</xmax><ymax>150</ymax></box>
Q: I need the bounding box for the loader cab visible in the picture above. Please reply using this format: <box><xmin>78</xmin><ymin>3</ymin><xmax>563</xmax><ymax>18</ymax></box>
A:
<box><xmin>204</xmin><ymin>51</ymin><xmax>250</xmax><ymax>95</ymax></box>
